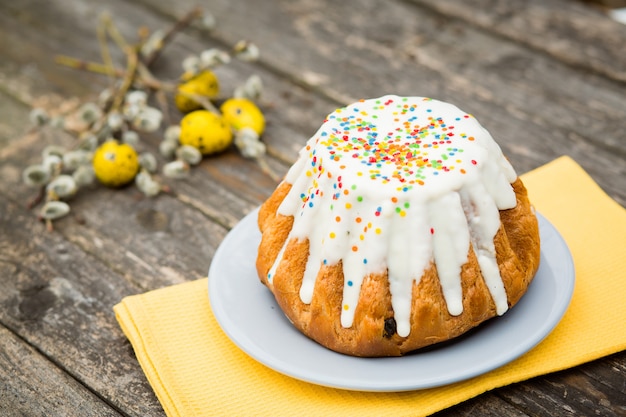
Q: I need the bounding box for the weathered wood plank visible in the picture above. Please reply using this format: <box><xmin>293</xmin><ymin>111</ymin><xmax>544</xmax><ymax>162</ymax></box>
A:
<box><xmin>496</xmin><ymin>370</ymin><xmax>626</xmax><ymax>416</ymax></box>
<box><xmin>0</xmin><ymin>325</ymin><xmax>123</xmax><ymax>417</ymax></box>
<box><xmin>0</xmin><ymin>5</ymin><xmax>108</xmax><ymax>100</ymax></box>
<box><xmin>431</xmin><ymin>395</ymin><xmax>532</xmax><ymax>417</ymax></box>
<box><xmin>577</xmin><ymin>352</ymin><xmax>626</xmax><ymax>408</ymax></box>
<box><xmin>0</xmin><ymin>197</ymin><xmax>165</xmax><ymax>417</ymax></box>
<box><xmin>600</xmin><ymin>354</ymin><xmax>626</xmax><ymax>393</ymax></box>
<box><xmin>409</xmin><ymin>0</ymin><xmax>626</xmax><ymax>83</ymax></box>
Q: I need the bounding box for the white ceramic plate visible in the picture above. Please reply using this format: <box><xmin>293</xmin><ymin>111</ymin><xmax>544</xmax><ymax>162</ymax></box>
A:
<box><xmin>208</xmin><ymin>208</ymin><xmax>575</xmax><ymax>391</ymax></box>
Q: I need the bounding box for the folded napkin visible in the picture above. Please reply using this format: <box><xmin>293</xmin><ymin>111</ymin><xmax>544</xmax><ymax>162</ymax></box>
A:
<box><xmin>115</xmin><ymin>156</ymin><xmax>626</xmax><ymax>417</ymax></box>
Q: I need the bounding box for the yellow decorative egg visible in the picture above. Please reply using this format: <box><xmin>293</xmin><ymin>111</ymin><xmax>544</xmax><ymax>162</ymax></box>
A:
<box><xmin>220</xmin><ymin>98</ymin><xmax>265</xmax><ymax>136</ymax></box>
<box><xmin>179</xmin><ymin>110</ymin><xmax>233</xmax><ymax>155</ymax></box>
<box><xmin>92</xmin><ymin>141</ymin><xmax>140</xmax><ymax>187</ymax></box>
<box><xmin>175</xmin><ymin>70</ymin><xmax>220</xmax><ymax>113</ymax></box>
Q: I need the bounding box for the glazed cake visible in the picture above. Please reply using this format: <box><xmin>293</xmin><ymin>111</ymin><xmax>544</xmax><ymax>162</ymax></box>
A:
<box><xmin>256</xmin><ymin>95</ymin><xmax>540</xmax><ymax>357</ymax></box>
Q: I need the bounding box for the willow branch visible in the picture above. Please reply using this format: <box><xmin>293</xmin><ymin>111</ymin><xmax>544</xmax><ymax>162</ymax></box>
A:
<box><xmin>143</xmin><ymin>7</ymin><xmax>204</xmax><ymax>67</ymax></box>
<box><xmin>110</xmin><ymin>48</ymin><xmax>139</xmax><ymax>112</ymax></box>
<box><xmin>55</xmin><ymin>55</ymin><xmax>124</xmax><ymax>77</ymax></box>
<box><xmin>175</xmin><ymin>90</ymin><xmax>220</xmax><ymax>113</ymax></box>
<box><xmin>100</xmin><ymin>12</ymin><xmax>132</xmax><ymax>52</ymax></box>
<box><xmin>97</xmin><ymin>12</ymin><xmax>116</xmax><ymax>80</ymax></box>
<box><xmin>255</xmin><ymin>156</ymin><xmax>281</xmax><ymax>182</ymax></box>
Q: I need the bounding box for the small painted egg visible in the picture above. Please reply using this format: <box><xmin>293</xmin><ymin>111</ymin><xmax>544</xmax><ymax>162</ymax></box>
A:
<box><xmin>92</xmin><ymin>140</ymin><xmax>140</xmax><ymax>187</ymax></box>
<box><xmin>179</xmin><ymin>110</ymin><xmax>233</xmax><ymax>155</ymax></box>
<box><xmin>220</xmin><ymin>98</ymin><xmax>265</xmax><ymax>136</ymax></box>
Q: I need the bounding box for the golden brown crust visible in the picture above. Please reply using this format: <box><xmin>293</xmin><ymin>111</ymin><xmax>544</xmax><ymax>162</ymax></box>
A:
<box><xmin>255</xmin><ymin>178</ymin><xmax>540</xmax><ymax>357</ymax></box>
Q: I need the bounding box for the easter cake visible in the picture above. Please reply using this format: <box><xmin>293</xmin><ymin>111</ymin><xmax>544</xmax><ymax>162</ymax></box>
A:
<box><xmin>255</xmin><ymin>95</ymin><xmax>540</xmax><ymax>357</ymax></box>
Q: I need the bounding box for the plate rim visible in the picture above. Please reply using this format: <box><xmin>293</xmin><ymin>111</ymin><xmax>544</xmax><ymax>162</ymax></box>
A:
<box><xmin>208</xmin><ymin>208</ymin><xmax>575</xmax><ymax>391</ymax></box>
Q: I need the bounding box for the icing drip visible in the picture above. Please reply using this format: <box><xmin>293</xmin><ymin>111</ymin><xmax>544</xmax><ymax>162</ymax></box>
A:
<box><xmin>269</xmin><ymin>96</ymin><xmax>517</xmax><ymax>337</ymax></box>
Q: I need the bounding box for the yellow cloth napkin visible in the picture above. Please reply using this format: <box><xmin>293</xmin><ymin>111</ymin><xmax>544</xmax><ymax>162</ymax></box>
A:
<box><xmin>115</xmin><ymin>156</ymin><xmax>626</xmax><ymax>417</ymax></box>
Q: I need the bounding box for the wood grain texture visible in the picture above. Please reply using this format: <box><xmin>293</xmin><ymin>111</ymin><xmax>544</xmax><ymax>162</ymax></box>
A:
<box><xmin>409</xmin><ymin>0</ymin><xmax>626</xmax><ymax>83</ymax></box>
<box><xmin>0</xmin><ymin>0</ymin><xmax>624</xmax><ymax>415</ymax></box>
<box><xmin>0</xmin><ymin>326</ymin><xmax>123</xmax><ymax>417</ymax></box>
<box><xmin>0</xmin><ymin>197</ymin><xmax>167</xmax><ymax>416</ymax></box>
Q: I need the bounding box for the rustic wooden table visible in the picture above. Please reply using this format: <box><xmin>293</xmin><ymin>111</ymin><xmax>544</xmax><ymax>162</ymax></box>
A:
<box><xmin>1</xmin><ymin>0</ymin><xmax>625</xmax><ymax>416</ymax></box>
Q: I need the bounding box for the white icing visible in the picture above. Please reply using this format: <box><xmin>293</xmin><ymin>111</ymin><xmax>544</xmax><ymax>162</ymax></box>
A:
<box><xmin>268</xmin><ymin>95</ymin><xmax>517</xmax><ymax>337</ymax></box>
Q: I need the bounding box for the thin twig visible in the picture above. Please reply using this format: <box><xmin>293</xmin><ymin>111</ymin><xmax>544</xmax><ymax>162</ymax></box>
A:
<box><xmin>255</xmin><ymin>156</ymin><xmax>281</xmax><ymax>182</ymax></box>
<box><xmin>110</xmin><ymin>48</ymin><xmax>139</xmax><ymax>112</ymax></box>
<box><xmin>26</xmin><ymin>186</ymin><xmax>46</xmax><ymax>209</ymax></box>
<box><xmin>136</xmin><ymin>61</ymin><xmax>176</xmax><ymax>91</ymax></box>
<box><xmin>97</xmin><ymin>12</ymin><xmax>116</xmax><ymax>80</ymax></box>
<box><xmin>55</xmin><ymin>55</ymin><xmax>168</xmax><ymax>91</ymax></box>
<box><xmin>155</xmin><ymin>89</ymin><xmax>170</xmax><ymax>125</ymax></box>
<box><xmin>143</xmin><ymin>7</ymin><xmax>204</xmax><ymax>67</ymax></box>
<box><xmin>101</xmin><ymin>13</ymin><xmax>132</xmax><ymax>52</ymax></box>
<box><xmin>55</xmin><ymin>55</ymin><xmax>125</xmax><ymax>77</ymax></box>
<box><xmin>176</xmin><ymin>90</ymin><xmax>220</xmax><ymax>113</ymax></box>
